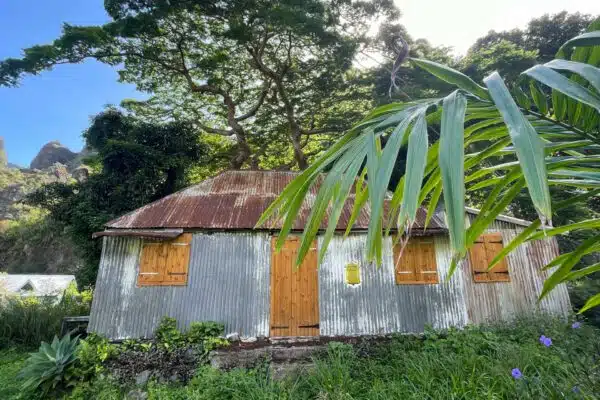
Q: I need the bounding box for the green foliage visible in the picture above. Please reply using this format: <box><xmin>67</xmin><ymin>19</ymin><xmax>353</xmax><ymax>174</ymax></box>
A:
<box><xmin>18</xmin><ymin>334</ymin><xmax>80</xmax><ymax>396</ymax></box>
<box><xmin>0</xmin><ymin>207</ymin><xmax>81</xmax><ymax>275</ymax></box>
<box><xmin>0</xmin><ymin>349</ymin><xmax>28</xmax><ymax>400</ymax></box>
<box><xmin>186</xmin><ymin>321</ymin><xmax>225</xmax><ymax>345</ymax></box>
<box><xmin>0</xmin><ymin>285</ymin><xmax>92</xmax><ymax>348</ymax></box>
<box><xmin>74</xmin><ymin>334</ymin><xmax>118</xmax><ymax>379</ymax></box>
<box><xmin>26</xmin><ymin>110</ymin><xmax>207</xmax><ymax>286</ymax></box>
<box><xmin>461</xmin><ymin>40</ymin><xmax>539</xmax><ymax>86</ymax></box>
<box><xmin>154</xmin><ymin>317</ymin><xmax>228</xmax><ymax>353</ymax></box>
<box><xmin>469</xmin><ymin>11</ymin><xmax>595</xmax><ymax>62</ymax></box>
<box><xmin>54</xmin><ymin>316</ymin><xmax>600</xmax><ymax>399</ymax></box>
<box><xmin>154</xmin><ymin>317</ymin><xmax>186</xmax><ymax>351</ymax></box>
<box><xmin>0</xmin><ymin>0</ymin><xmax>402</xmax><ymax>170</ymax></box>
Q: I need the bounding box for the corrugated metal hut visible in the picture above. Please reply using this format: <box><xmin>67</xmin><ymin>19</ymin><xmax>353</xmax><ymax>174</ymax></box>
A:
<box><xmin>89</xmin><ymin>170</ymin><xmax>570</xmax><ymax>340</ymax></box>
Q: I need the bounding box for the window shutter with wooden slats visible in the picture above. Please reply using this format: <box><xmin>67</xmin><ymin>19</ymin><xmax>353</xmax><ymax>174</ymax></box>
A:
<box><xmin>394</xmin><ymin>237</ymin><xmax>439</xmax><ymax>285</ymax></box>
<box><xmin>137</xmin><ymin>233</ymin><xmax>192</xmax><ymax>287</ymax></box>
<box><xmin>163</xmin><ymin>233</ymin><xmax>192</xmax><ymax>285</ymax></box>
<box><xmin>138</xmin><ymin>242</ymin><xmax>167</xmax><ymax>286</ymax></box>
<box><xmin>469</xmin><ymin>233</ymin><xmax>510</xmax><ymax>283</ymax></box>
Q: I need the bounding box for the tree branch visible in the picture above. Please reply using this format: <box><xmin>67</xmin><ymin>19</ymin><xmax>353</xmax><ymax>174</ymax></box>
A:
<box><xmin>235</xmin><ymin>80</ymin><xmax>271</xmax><ymax>121</ymax></box>
<box><xmin>301</xmin><ymin>127</ymin><xmax>343</xmax><ymax>135</ymax></box>
<box><xmin>196</xmin><ymin>122</ymin><xmax>234</xmax><ymax>136</ymax></box>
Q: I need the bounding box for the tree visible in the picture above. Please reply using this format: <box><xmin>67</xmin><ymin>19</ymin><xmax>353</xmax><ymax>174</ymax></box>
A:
<box><xmin>1</xmin><ymin>0</ymin><xmax>400</xmax><ymax>170</ymax></box>
<box><xmin>260</xmin><ymin>20</ymin><xmax>600</xmax><ymax>312</ymax></box>
<box><xmin>469</xmin><ymin>11</ymin><xmax>595</xmax><ymax>62</ymax></box>
<box><xmin>369</xmin><ymin>23</ymin><xmax>455</xmax><ymax>103</ymax></box>
<box><xmin>27</xmin><ymin>110</ymin><xmax>207</xmax><ymax>286</ymax></box>
<box><xmin>460</xmin><ymin>40</ymin><xmax>538</xmax><ymax>87</ymax></box>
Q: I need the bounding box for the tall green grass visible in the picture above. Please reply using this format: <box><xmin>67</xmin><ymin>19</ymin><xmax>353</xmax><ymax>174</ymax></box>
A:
<box><xmin>0</xmin><ymin>284</ymin><xmax>92</xmax><ymax>348</ymax></box>
<box><xmin>63</xmin><ymin>315</ymin><xmax>600</xmax><ymax>400</ymax></box>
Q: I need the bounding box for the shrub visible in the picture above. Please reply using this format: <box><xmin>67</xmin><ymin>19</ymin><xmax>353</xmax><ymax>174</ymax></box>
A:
<box><xmin>0</xmin><ymin>285</ymin><xmax>92</xmax><ymax>348</ymax></box>
<box><xmin>186</xmin><ymin>321</ymin><xmax>224</xmax><ymax>344</ymax></box>
<box><xmin>18</xmin><ymin>334</ymin><xmax>80</xmax><ymax>396</ymax></box>
<box><xmin>74</xmin><ymin>334</ymin><xmax>118</xmax><ymax>379</ymax></box>
<box><xmin>53</xmin><ymin>315</ymin><xmax>600</xmax><ymax>399</ymax></box>
<box><xmin>154</xmin><ymin>317</ymin><xmax>185</xmax><ymax>351</ymax></box>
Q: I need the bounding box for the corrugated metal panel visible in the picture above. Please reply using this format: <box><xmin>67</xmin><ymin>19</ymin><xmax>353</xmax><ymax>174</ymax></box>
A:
<box><xmin>105</xmin><ymin>170</ymin><xmax>446</xmax><ymax>233</ymax></box>
<box><xmin>461</xmin><ymin>216</ymin><xmax>571</xmax><ymax>324</ymax></box>
<box><xmin>88</xmin><ymin>232</ymin><xmax>271</xmax><ymax>340</ymax></box>
<box><xmin>90</xmin><ymin>214</ymin><xmax>570</xmax><ymax>340</ymax></box>
<box><xmin>318</xmin><ymin>234</ymin><xmax>469</xmax><ymax>336</ymax></box>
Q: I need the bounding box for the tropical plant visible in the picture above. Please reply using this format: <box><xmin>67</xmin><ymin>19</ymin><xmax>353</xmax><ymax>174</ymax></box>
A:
<box><xmin>258</xmin><ymin>20</ymin><xmax>600</xmax><ymax>312</ymax></box>
<box><xmin>18</xmin><ymin>334</ymin><xmax>80</xmax><ymax>395</ymax></box>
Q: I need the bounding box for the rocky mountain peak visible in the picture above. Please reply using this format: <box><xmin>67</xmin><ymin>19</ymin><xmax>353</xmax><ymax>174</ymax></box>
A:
<box><xmin>30</xmin><ymin>141</ymin><xmax>78</xmax><ymax>170</ymax></box>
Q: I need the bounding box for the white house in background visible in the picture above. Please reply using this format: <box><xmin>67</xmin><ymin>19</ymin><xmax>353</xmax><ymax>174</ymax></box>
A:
<box><xmin>0</xmin><ymin>274</ymin><xmax>76</xmax><ymax>301</ymax></box>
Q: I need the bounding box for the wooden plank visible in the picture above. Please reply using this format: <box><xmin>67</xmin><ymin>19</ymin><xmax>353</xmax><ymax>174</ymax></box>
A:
<box><xmin>471</xmin><ymin>233</ymin><xmax>511</xmax><ymax>283</ymax></box>
<box><xmin>293</xmin><ymin>241</ymin><xmax>319</xmax><ymax>336</ymax></box>
<box><xmin>395</xmin><ymin>241</ymin><xmax>417</xmax><ymax>283</ymax></box>
<box><xmin>419</xmin><ymin>240</ymin><xmax>439</xmax><ymax>284</ymax></box>
<box><xmin>164</xmin><ymin>233</ymin><xmax>192</xmax><ymax>285</ymax></box>
<box><xmin>396</xmin><ymin>238</ymin><xmax>438</xmax><ymax>284</ymax></box>
<box><xmin>138</xmin><ymin>242</ymin><xmax>164</xmax><ymax>286</ymax></box>
<box><xmin>469</xmin><ymin>242</ymin><xmax>489</xmax><ymax>273</ymax></box>
<box><xmin>484</xmin><ymin>234</ymin><xmax>510</xmax><ymax>282</ymax></box>
<box><xmin>270</xmin><ymin>237</ymin><xmax>292</xmax><ymax>336</ymax></box>
<box><xmin>484</xmin><ymin>233</ymin><xmax>504</xmax><ymax>243</ymax></box>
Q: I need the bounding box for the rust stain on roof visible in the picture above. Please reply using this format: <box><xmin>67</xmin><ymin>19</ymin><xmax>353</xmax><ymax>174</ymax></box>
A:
<box><xmin>105</xmin><ymin>170</ymin><xmax>447</xmax><ymax>232</ymax></box>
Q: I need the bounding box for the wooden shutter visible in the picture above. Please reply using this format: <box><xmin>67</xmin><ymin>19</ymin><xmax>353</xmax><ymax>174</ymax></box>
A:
<box><xmin>138</xmin><ymin>242</ymin><xmax>167</xmax><ymax>286</ymax></box>
<box><xmin>394</xmin><ymin>237</ymin><xmax>438</xmax><ymax>284</ymax></box>
<box><xmin>163</xmin><ymin>233</ymin><xmax>192</xmax><ymax>285</ymax></box>
<box><xmin>137</xmin><ymin>233</ymin><xmax>192</xmax><ymax>286</ymax></box>
<box><xmin>469</xmin><ymin>233</ymin><xmax>510</xmax><ymax>283</ymax></box>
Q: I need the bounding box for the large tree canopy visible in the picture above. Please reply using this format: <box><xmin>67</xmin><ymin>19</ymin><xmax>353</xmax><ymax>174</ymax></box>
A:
<box><xmin>1</xmin><ymin>0</ymin><xmax>400</xmax><ymax>170</ymax></box>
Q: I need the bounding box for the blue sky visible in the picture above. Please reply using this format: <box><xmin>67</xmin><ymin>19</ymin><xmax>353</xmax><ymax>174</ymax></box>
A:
<box><xmin>0</xmin><ymin>1</ymin><xmax>140</xmax><ymax>167</ymax></box>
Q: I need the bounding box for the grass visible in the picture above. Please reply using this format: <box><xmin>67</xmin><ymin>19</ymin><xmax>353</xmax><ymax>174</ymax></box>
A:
<box><xmin>2</xmin><ymin>315</ymin><xmax>599</xmax><ymax>399</ymax></box>
<box><xmin>0</xmin><ymin>348</ymin><xmax>28</xmax><ymax>400</ymax></box>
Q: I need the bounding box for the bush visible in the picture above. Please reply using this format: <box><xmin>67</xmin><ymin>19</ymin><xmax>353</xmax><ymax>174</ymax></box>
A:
<box><xmin>74</xmin><ymin>334</ymin><xmax>118</xmax><ymax>379</ymax></box>
<box><xmin>154</xmin><ymin>317</ymin><xmax>228</xmax><ymax>353</ymax></box>
<box><xmin>63</xmin><ymin>315</ymin><xmax>600</xmax><ymax>399</ymax></box>
<box><xmin>187</xmin><ymin>321</ymin><xmax>225</xmax><ymax>344</ymax></box>
<box><xmin>18</xmin><ymin>334</ymin><xmax>80</xmax><ymax>396</ymax></box>
<box><xmin>0</xmin><ymin>284</ymin><xmax>92</xmax><ymax>348</ymax></box>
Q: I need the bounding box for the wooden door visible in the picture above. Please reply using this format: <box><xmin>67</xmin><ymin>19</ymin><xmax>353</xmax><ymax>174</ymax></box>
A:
<box><xmin>270</xmin><ymin>237</ymin><xmax>319</xmax><ymax>337</ymax></box>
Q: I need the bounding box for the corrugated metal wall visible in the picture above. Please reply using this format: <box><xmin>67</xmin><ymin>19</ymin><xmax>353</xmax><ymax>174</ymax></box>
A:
<box><xmin>462</xmin><ymin>217</ymin><xmax>571</xmax><ymax>324</ymax></box>
<box><xmin>318</xmin><ymin>234</ymin><xmax>469</xmax><ymax>336</ymax></box>
<box><xmin>89</xmin><ymin>220</ymin><xmax>571</xmax><ymax>340</ymax></box>
<box><xmin>88</xmin><ymin>232</ymin><xmax>271</xmax><ymax>340</ymax></box>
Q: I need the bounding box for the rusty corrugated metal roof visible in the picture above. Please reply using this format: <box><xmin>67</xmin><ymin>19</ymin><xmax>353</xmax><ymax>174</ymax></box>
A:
<box><xmin>105</xmin><ymin>170</ymin><xmax>447</xmax><ymax>232</ymax></box>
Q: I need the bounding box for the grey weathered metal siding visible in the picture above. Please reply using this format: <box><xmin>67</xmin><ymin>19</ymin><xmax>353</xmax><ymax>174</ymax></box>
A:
<box><xmin>88</xmin><ymin>232</ymin><xmax>271</xmax><ymax>339</ymax></box>
<box><xmin>90</xmin><ymin>215</ymin><xmax>571</xmax><ymax>340</ymax></box>
<box><xmin>318</xmin><ymin>234</ymin><xmax>469</xmax><ymax>336</ymax></box>
<box><xmin>461</xmin><ymin>216</ymin><xmax>571</xmax><ymax>324</ymax></box>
